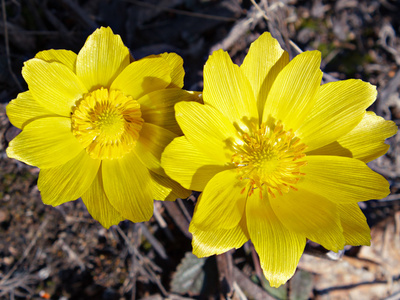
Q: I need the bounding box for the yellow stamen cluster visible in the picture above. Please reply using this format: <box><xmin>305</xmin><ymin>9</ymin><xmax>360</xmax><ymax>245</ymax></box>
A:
<box><xmin>71</xmin><ymin>88</ymin><xmax>143</xmax><ymax>160</ymax></box>
<box><xmin>232</xmin><ymin>121</ymin><xmax>307</xmax><ymax>198</ymax></box>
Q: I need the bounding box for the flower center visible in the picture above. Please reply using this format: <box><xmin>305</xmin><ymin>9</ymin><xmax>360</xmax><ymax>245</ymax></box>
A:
<box><xmin>232</xmin><ymin>121</ymin><xmax>307</xmax><ymax>198</ymax></box>
<box><xmin>71</xmin><ymin>88</ymin><xmax>144</xmax><ymax>160</ymax></box>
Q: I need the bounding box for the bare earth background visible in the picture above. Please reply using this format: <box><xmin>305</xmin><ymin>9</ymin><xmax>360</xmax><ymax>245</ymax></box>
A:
<box><xmin>1</xmin><ymin>0</ymin><xmax>400</xmax><ymax>299</ymax></box>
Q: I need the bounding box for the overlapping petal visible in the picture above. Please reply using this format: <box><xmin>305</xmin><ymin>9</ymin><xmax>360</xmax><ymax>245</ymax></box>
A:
<box><xmin>38</xmin><ymin>150</ymin><xmax>100</xmax><ymax>206</ymax></box>
<box><xmin>35</xmin><ymin>49</ymin><xmax>77</xmax><ymax>72</ymax></box>
<box><xmin>203</xmin><ymin>49</ymin><xmax>258</xmax><ymax>131</ymax></box>
<box><xmin>162</xmin><ymin>136</ymin><xmax>233</xmax><ymax>191</ymax></box>
<box><xmin>22</xmin><ymin>59</ymin><xmax>88</xmax><ymax>116</ymax></box>
<box><xmin>159</xmin><ymin>52</ymin><xmax>185</xmax><ymax>88</ymax></box>
<box><xmin>297</xmin><ymin>80</ymin><xmax>377</xmax><ymax>151</ymax></box>
<box><xmin>6</xmin><ymin>91</ymin><xmax>57</xmax><ymax>129</ymax></box>
<box><xmin>76</xmin><ymin>27</ymin><xmax>130</xmax><ymax>90</ymax></box>
<box><xmin>262</xmin><ymin>51</ymin><xmax>322</xmax><ymax>130</ymax></box>
<box><xmin>299</xmin><ymin>156</ymin><xmax>390</xmax><ymax>203</ymax></box>
<box><xmin>6</xmin><ymin>117</ymin><xmax>83</xmax><ymax>168</ymax></box>
<box><xmin>149</xmin><ymin>170</ymin><xmax>190</xmax><ymax>201</ymax></box>
<box><xmin>246</xmin><ymin>191</ymin><xmax>306</xmax><ymax>287</ymax></box>
<box><xmin>102</xmin><ymin>151</ymin><xmax>153</xmax><ymax>222</ymax></box>
<box><xmin>81</xmin><ymin>169</ymin><xmax>124</xmax><ymax>228</ymax></box>
<box><xmin>338</xmin><ymin>203</ymin><xmax>371</xmax><ymax>246</ymax></box>
<box><xmin>240</xmin><ymin>32</ymin><xmax>289</xmax><ymax>119</ymax></box>
<box><xmin>191</xmin><ymin>169</ymin><xmax>247</xmax><ymax>230</ymax></box>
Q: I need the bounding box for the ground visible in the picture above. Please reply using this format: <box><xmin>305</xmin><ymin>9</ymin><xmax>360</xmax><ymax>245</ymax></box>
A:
<box><xmin>1</xmin><ymin>0</ymin><xmax>400</xmax><ymax>299</ymax></box>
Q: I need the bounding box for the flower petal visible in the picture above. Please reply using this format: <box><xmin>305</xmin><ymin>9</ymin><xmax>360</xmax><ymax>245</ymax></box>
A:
<box><xmin>134</xmin><ymin>123</ymin><xmax>178</xmax><ymax>176</ymax></box>
<box><xmin>35</xmin><ymin>49</ymin><xmax>77</xmax><ymax>72</ymax></box>
<box><xmin>22</xmin><ymin>59</ymin><xmax>88</xmax><ymax>116</ymax></box>
<box><xmin>297</xmin><ymin>80</ymin><xmax>377</xmax><ymax>151</ymax></box>
<box><xmin>6</xmin><ymin>91</ymin><xmax>58</xmax><ymax>129</ymax></box>
<box><xmin>191</xmin><ymin>169</ymin><xmax>247</xmax><ymax>230</ymax></box>
<box><xmin>160</xmin><ymin>52</ymin><xmax>184</xmax><ymax>88</ymax></box>
<box><xmin>307</xmin><ymin>112</ymin><xmax>398</xmax><ymax>163</ymax></box>
<box><xmin>102</xmin><ymin>151</ymin><xmax>153</xmax><ymax>222</ymax></box>
<box><xmin>38</xmin><ymin>150</ymin><xmax>100</xmax><ymax>206</ymax></box>
<box><xmin>162</xmin><ymin>136</ymin><xmax>233</xmax><ymax>191</ymax></box>
<box><xmin>270</xmin><ymin>188</ymin><xmax>345</xmax><ymax>252</ymax></box>
<box><xmin>189</xmin><ymin>215</ymin><xmax>249</xmax><ymax>257</ymax></box>
<box><xmin>299</xmin><ymin>155</ymin><xmax>390</xmax><ymax>203</ymax></box>
<box><xmin>139</xmin><ymin>88</ymin><xmax>202</xmax><ymax>135</ymax></box>
<box><xmin>81</xmin><ymin>169</ymin><xmax>124</xmax><ymax>228</ymax></box>
<box><xmin>246</xmin><ymin>191</ymin><xmax>306</xmax><ymax>288</ymax></box>
<box><xmin>150</xmin><ymin>170</ymin><xmax>190</xmax><ymax>201</ymax></box>
<box><xmin>203</xmin><ymin>49</ymin><xmax>258</xmax><ymax>131</ymax></box>
<box><xmin>76</xmin><ymin>27</ymin><xmax>130</xmax><ymax>90</ymax></box>
<box><xmin>6</xmin><ymin>117</ymin><xmax>84</xmax><ymax>168</ymax></box>
<box><xmin>338</xmin><ymin>203</ymin><xmax>371</xmax><ymax>246</ymax></box>
<box><xmin>262</xmin><ymin>51</ymin><xmax>323</xmax><ymax>131</ymax></box>
<box><xmin>240</xmin><ymin>32</ymin><xmax>289</xmax><ymax>119</ymax></box>
<box><xmin>111</xmin><ymin>57</ymin><xmax>171</xmax><ymax>100</ymax></box>
<box><xmin>175</xmin><ymin>101</ymin><xmax>241</xmax><ymax>163</ymax></box>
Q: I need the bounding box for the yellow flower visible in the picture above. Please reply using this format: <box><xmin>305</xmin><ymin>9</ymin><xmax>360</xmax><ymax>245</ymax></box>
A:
<box><xmin>6</xmin><ymin>27</ymin><xmax>196</xmax><ymax>228</ymax></box>
<box><xmin>161</xmin><ymin>33</ymin><xmax>398</xmax><ymax>287</ymax></box>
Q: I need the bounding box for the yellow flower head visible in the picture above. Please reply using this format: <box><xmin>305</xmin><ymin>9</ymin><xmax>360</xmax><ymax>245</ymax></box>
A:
<box><xmin>161</xmin><ymin>33</ymin><xmax>398</xmax><ymax>287</ymax></box>
<box><xmin>6</xmin><ymin>27</ymin><xmax>197</xmax><ymax>228</ymax></box>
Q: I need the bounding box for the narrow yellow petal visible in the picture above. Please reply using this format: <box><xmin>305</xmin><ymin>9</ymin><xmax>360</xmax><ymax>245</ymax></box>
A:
<box><xmin>338</xmin><ymin>203</ymin><xmax>371</xmax><ymax>246</ymax></box>
<box><xmin>22</xmin><ymin>59</ymin><xmax>88</xmax><ymax>116</ymax></box>
<box><xmin>297</xmin><ymin>80</ymin><xmax>377</xmax><ymax>151</ymax></box>
<box><xmin>162</xmin><ymin>136</ymin><xmax>233</xmax><ymax>191</ymax></box>
<box><xmin>270</xmin><ymin>188</ymin><xmax>345</xmax><ymax>252</ymax></box>
<box><xmin>307</xmin><ymin>112</ymin><xmax>398</xmax><ymax>163</ymax></box>
<box><xmin>150</xmin><ymin>170</ymin><xmax>190</xmax><ymax>201</ymax></box>
<box><xmin>262</xmin><ymin>51</ymin><xmax>322</xmax><ymax>130</ymax></box>
<box><xmin>35</xmin><ymin>49</ymin><xmax>77</xmax><ymax>72</ymax></box>
<box><xmin>81</xmin><ymin>169</ymin><xmax>124</xmax><ymax>228</ymax></box>
<box><xmin>189</xmin><ymin>215</ymin><xmax>249</xmax><ymax>258</ymax></box>
<box><xmin>203</xmin><ymin>49</ymin><xmax>258</xmax><ymax>131</ymax></box>
<box><xmin>159</xmin><ymin>52</ymin><xmax>184</xmax><ymax>88</ymax></box>
<box><xmin>240</xmin><ymin>32</ymin><xmax>289</xmax><ymax>119</ymax></box>
<box><xmin>6</xmin><ymin>117</ymin><xmax>83</xmax><ymax>169</ymax></box>
<box><xmin>134</xmin><ymin>123</ymin><xmax>178</xmax><ymax>176</ymax></box>
<box><xmin>191</xmin><ymin>169</ymin><xmax>247</xmax><ymax>231</ymax></box>
<box><xmin>102</xmin><ymin>151</ymin><xmax>153</xmax><ymax>222</ymax></box>
<box><xmin>111</xmin><ymin>57</ymin><xmax>171</xmax><ymax>100</ymax></box>
<box><xmin>246</xmin><ymin>191</ymin><xmax>306</xmax><ymax>288</ymax></box>
<box><xmin>6</xmin><ymin>91</ymin><xmax>57</xmax><ymax>129</ymax></box>
<box><xmin>299</xmin><ymin>155</ymin><xmax>390</xmax><ymax>203</ymax></box>
<box><xmin>76</xmin><ymin>27</ymin><xmax>130</xmax><ymax>90</ymax></box>
<box><xmin>38</xmin><ymin>150</ymin><xmax>100</xmax><ymax>206</ymax></box>
<box><xmin>175</xmin><ymin>101</ymin><xmax>241</xmax><ymax>163</ymax></box>
<box><xmin>139</xmin><ymin>89</ymin><xmax>202</xmax><ymax>136</ymax></box>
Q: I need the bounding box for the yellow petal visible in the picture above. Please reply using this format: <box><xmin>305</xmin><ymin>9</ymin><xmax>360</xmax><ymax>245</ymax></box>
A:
<box><xmin>246</xmin><ymin>191</ymin><xmax>306</xmax><ymax>288</ymax></box>
<box><xmin>6</xmin><ymin>91</ymin><xmax>57</xmax><ymax>129</ymax></box>
<box><xmin>189</xmin><ymin>215</ymin><xmax>249</xmax><ymax>257</ymax></box>
<box><xmin>134</xmin><ymin>123</ymin><xmax>178</xmax><ymax>176</ymax></box>
<box><xmin>6</xmin><ymin>117</ymin><xmax>84</xmax><ymax>169</ymax></box>
<box><xmin>111</xmin><ymin>56</ymin><xmax>171</xmax><ymax>100</ymax></box>
<box><xmin>162</xmin><ymin>136</ymin><xmax>233</xmax><ymax>191</ymax></box>
<box><xmin>203</xmin><ymin>49</ymin><xmax>258</xmax><ymax>131</ymax></box>
<box><xmin>81</xmin><ymin>169</ymin><xmax>124</xmax><ymax>228</ymax></box>
<box><xmin>35</xmin><ymin>49</ymin><xmax>77</xmax><ymax>72</ymax></box>
<box><xmin>338</xmin><ymin>203</ymin><xmax>371</xmax><ymax>246</ymax></box>
<box><xmin>150</xmin><ymin>170</ymin><xmax>190</xmax><ymax>201</ymax></box>
<box><xmin>262</xmin><ymin>51</ymin><xmax>323</xmax><ymax>130</ymax></box>
<box><xmin>270</xmin><ymin>188</ymin><xmax>345</xmax><ymax>252</ymax></box>
<box><xmin>38</xmin><ymin>150</ymin><xmax>100</xmax><ymax>206</ymax></box>
<box><xmin>191</xmin><ymin>169</ymin><xmax>247</xmax><ymax>230</ymax></box>
<box><xmin>297</xmin><ymin>80</ymin><xmax>377</xmax><ymax>151</ymax></box>
<box><xmin>240</xmin><ymin>32</ymin><xmax>289</xmax><ymax>119</ymax></box>
<box><xmin>160</xmin><ymin>52</ymin><xmax>185</xmax><ymax>88</ymax></box>
<box><xmin>76</xmin><ymin>27</ymin><xmax>130</xmax><ymax>90</ymax></box>
<box><xmin>102</xmin><ymin>151</ymin><xmax>153</xmax><ymax>222</ymax></box>
<box><xmin>307</xmin><ymin>112</ymin><xmax>398</xmax><ymax>163</ymax></box>
<box><xmin>22</xmin><ymin>59</ymin><xmax>88</xmax><ymax>116</ymax></box>
<box><xmin>299</xmin><ymin>155</ymin><xmax>390</xmax><ymax>203</ymax></box>
<box><xmin>175</xmin><ymin>101</ymin><xmax>241</xmax><ymax>163</ymax></box>
<box><xmin>139</xmin><ymin>88</ymin><xmax>202</xmax><ymax>135</ymax></box>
